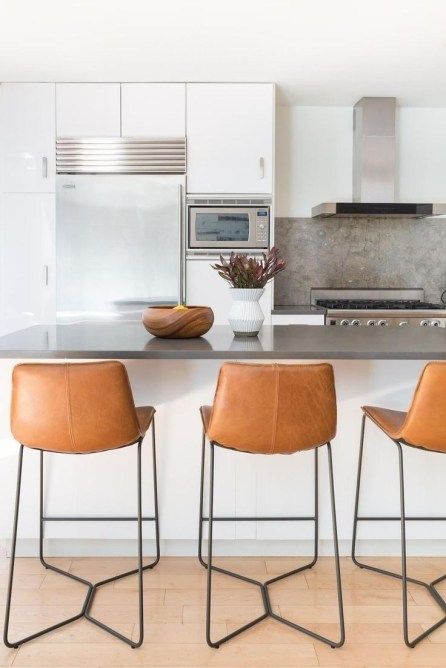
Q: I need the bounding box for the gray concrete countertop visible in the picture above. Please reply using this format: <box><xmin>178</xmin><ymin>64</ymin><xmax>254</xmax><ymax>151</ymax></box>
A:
<box><xmin>0</xmin><ymin>322</ymin><xmax>445</xmax><ymax>359</ymax></box>
<box><xmin>272</xmin><ymin>305</ymin><xmax>326</xmax><ymax>315</ymax></box>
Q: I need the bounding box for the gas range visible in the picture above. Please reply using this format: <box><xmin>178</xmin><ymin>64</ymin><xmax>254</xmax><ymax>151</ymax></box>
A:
<box><xmin>311</xmin><ymin>289</ymin><xmax>446</xmax><ymax>328</ymax></box>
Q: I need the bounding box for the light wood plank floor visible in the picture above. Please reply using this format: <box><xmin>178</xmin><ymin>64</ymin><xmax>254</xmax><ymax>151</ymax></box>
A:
<box><xmin>0</xmin><ymin>556</ymin><xmax>445</xmax><ymax>667</ymax></box>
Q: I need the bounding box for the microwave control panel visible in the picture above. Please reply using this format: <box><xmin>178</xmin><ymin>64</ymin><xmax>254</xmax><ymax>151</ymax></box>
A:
<box><xmin>255</xmin><ymin>208</ymin><xmax>269</xmax><ymax>244</ymax></box>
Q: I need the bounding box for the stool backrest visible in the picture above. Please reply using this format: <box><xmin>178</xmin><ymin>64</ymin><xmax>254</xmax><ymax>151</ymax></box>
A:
<box><xmin>207</xmin><ymin>362</ymin><xmax>336</xmax><ymax>454</ymax></box>
<box><xmin>11</xmin><ymin>362</ymin><xmax>141</xmax><ymax>453</ymax></box>
<box><xmin>401</xmin><ymin>362</ymin><xmax>446</xmax><ymax>452</ymax></box>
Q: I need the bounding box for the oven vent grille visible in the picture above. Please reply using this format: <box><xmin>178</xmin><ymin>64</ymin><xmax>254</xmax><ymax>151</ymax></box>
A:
<box><xmin>56</xmin><ymin>137</ymin><xmax>186</xmax><ymax>174</ymax></box>
<box><xmin>187</xmin><ymin>197</ymin><xmax>271</xmax><ymax>206</ymax></box>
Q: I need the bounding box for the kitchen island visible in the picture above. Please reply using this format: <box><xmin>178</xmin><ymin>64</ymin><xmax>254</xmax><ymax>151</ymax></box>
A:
<box><xmin>0</xmin><ymin>322</ymin><xmax>445</xmax><ymax>559</ymax></box>
<box><xmin>0</xmin><ymin>321</ymin><xmax>445</xmax><ymax>359</ymax></box>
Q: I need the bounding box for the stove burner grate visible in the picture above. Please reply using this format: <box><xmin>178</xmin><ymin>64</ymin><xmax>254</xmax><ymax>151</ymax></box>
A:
<box><xmin>316</xmin><ymin>299</ymin><xmax>444</xmax><ymax>311</ymax></box>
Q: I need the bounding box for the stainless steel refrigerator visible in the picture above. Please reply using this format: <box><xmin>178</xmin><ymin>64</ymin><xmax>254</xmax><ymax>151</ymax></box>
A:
<box><xmin>56</xmin><ymin>174</ymin><xmax>184</xmax><ymax>320</ymax></box>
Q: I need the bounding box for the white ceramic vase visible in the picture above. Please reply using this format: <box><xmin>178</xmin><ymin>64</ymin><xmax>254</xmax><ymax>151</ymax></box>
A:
<box><xmin>228</xmin><ymin>288</ymin><xmax>265</xmax><ymax>336</ymax></box>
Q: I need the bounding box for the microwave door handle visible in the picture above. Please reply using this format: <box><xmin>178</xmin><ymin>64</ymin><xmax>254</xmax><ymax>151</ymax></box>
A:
<box><xmin>259</xmin><ymin>156</ymin><xmax>265</xmax><ymax>179</ymax></box>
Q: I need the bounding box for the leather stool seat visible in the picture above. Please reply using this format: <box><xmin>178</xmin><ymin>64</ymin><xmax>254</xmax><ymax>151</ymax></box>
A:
<box><xmin>11</xmin><ymin>361</ymin><xmax>155</xmax><ymax>454</ymax></box>
<box><xmin>362</xmin><ymin>406</ymin><xmax>406</xmax><ymax>440</ymax></box>
<box><xmin>199</xmin><ymin>405</ymin><xmax>212</xmax><ymax>433</ymax></box>
<box><xmin>200</xmin><ymin>362</ymin><xmax>336</xmax><ymax>454</ymax></box>
<box><xmin>136</xmin><ymin>406</ymin><xmax>156</xmax><ymax>435</ymax></box>
<box><xmin>361</xmin><ymin>362</ymin><xmax>446</xmax><ymax>453</ymax></box>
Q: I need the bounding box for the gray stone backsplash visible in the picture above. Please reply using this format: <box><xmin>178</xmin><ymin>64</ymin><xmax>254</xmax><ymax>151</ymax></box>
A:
<box><xmin>274</xmin><ymin>217</ymin><xmax>446</xmax><ymax>305</ymax></box>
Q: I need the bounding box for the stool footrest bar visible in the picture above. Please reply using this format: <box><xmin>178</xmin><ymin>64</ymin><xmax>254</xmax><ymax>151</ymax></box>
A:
<box><xmin>356</xmin><ymin>516</ymin><xmax>446</xmax><ymax>521</ymax></box>
<box><xmin>201</xmin><ymin>516</ymin><xmax>316</xmax><ymax>522</ymax></box>
<box><xmin>42</xmin><ymin>516</ymin><xmax>156</xmax><ymax>522</ymax></box>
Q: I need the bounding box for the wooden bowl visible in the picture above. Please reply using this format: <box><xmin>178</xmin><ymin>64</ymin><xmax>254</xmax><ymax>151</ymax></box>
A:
<box><xmin>142</xmin><ymin>305</ymin><xmax>214</xmax><ymax>339</ymax></box>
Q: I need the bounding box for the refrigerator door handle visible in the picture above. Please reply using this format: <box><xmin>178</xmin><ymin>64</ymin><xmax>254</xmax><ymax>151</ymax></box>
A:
<box><xmin>178</xmin><ymin>184</ymin><xmax>184</xmax><ymax>305</ymax></box>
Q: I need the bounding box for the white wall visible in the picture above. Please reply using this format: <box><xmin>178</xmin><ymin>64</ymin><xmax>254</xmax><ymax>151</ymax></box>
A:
<box><xmin>276</xmin><ymin>105</ymin><xmax>446</xmax><ymax>217</ymax></box>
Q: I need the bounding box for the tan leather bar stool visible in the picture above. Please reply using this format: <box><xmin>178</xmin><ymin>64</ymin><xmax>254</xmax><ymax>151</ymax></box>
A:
<box><xmin>198</xmin><ymin>362</ymin><xmax>345</xmax><ymax>649</ymax></box>
<box><xmin>3</xmin><ymin>361</ymin><xmax>160</xmax><ymax>649</ymax></box>
<box><xmin>352</xmin><ymin>362</ymin><xmax>446</xmax><ymax>647</ymax></box>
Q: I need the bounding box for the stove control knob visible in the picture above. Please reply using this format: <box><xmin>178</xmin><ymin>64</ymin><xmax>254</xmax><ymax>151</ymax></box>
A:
<box><xmin>340</xmin><ymin>319</ymin><xmax>350</xmax><ymax>326</ymax></box>
<box><xmin>399</xmin><ymin>321</ymin><xmax>409</xmax><ymax>327</ymax></box>
<box><xmin>430</xmin><ymin>320</ymin><xmax>440</xmax><ymax>327</ymax></box>
<box><xmin>420</xmin><ymin>319</ymin><xmax>430</xmax><ymax>326</ymax></box>
<box><xmin>367</xmin><ymin>319</ymin><xmax>376</xmax><ymax>326</ymax></box>
<box><xmin>351</xmin><ymin>319</ymin><xmax>361</xmax><ymax>326</ymax></box>
<box><xmin>378</xmin><ymin>319</ymin><xmax>389</xmax><ymax>327</ymax></box>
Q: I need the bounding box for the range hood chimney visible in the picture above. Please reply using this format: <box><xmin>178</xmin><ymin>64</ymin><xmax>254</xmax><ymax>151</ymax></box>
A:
<box><xmin>312</xmin><ymin>96</ymin><xmax>446</xmax><ymax>218</ymax></box>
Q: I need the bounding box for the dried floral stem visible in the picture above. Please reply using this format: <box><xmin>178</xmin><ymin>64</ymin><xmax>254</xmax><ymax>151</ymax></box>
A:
<box><xmin>211</xmin><ymin>247</ymin><xmax>286</xmax><ymax>289</ymax></box>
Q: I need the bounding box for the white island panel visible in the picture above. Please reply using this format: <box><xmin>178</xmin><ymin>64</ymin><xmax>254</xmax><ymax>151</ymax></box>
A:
<box><xmin>0</xmin><ymin>358</ymin><xmax>445</xmax><ymax>557</ymax></box>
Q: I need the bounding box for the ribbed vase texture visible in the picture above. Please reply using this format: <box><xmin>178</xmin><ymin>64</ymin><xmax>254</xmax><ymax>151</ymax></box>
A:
<box><xmin>228</xmin><ymin>288</ymin><xmax>265</xmax><ymax>336</ymax></box>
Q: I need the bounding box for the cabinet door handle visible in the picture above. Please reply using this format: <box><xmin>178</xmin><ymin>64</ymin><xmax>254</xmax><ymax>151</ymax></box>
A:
<box><xmin>43</xmin><ymin>265</ymin><xmax>49</xmax><ymax>286</ymax></box>
<box><xmin>259</xmin><ymin>156</ymin><xmax>265</xmax><ymax>179</ymax></box>
<box><xmin>42</xmin><ymin>157</ymin><xmax>48</xmax><ymax>179</ymax></box>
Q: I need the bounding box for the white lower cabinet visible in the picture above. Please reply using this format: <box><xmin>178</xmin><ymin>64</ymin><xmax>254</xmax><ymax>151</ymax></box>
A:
<box><xmin>0</xmin><ymin>194</ymin><xmax>55</xmax><ymax>335</ymax></box>
<box><xmin>186</xmin><ymin>257</ymin><xmax>273</xmax><ymax>325</ymax></box>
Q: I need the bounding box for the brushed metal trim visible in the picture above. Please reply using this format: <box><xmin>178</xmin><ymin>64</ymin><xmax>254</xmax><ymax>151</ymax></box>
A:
<box><xmin>56</xmin><ymin>166</ymin><xmax>185</xmax><ymax>173</ymax></box>
<box><xmin>57</xmin><ymin>137</ymin><xmax>185</xmax><ymax>143</ymax></box>
<box><xmin>311</xmin><ymin>202</ymin><xmax>446</xmax><ymax>218</ymax></box>
<box><xmin>353</xmin><ymin>97</ymin><xmax>396</xmax><ymax>203</ymax></box>
<box><xmin>56</xmin><ymin>137</ymin><xmax>186</xmax><ymax>174</ymax></box>
<box><xmin>311</xmin><ymin>203</ymin><xmax>337</xmax><ymax>217</ymax></box>
<box><xmin>431</xmin><ymin>204</ymin><xmax>446</xmax><ymax>216</ymax></box>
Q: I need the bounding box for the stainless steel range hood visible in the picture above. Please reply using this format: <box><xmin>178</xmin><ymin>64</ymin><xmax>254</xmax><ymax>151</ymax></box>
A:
<box><xmin>312</xmin><ymin>97</ymin><xmax>446</xmax><ymax>218</ymax></box>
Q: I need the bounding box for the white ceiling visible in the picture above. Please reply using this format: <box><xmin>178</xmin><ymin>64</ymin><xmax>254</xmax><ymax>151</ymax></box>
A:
<box><xmin>1</xmin><ymin>0</ymin><xmax>446</xmax><ymax>107</ymax></box>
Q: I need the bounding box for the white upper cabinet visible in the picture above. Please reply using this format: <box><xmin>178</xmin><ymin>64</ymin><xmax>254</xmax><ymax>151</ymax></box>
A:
<box><xmin>0</xmin><ymin>194</ymin><xmax>55</xmax><ymax>335</ymax></box>
<box><xmin>121</xmin><ymin>84</ymin><xmax>185</xmax><ymax>136</ymax></box>
<box><xmin>186</xmin><ymin>83</ymin><xmax>274</xmax><ymax>194</ymax></box>
<box><xmin>0</xmin><ymin>83</ymin><xmax>55</xmax><ymax>192</ymax></box>
<box><xmin>56</xmin><ymin>84</ymin><xmax>121</xmax><ymax>137</ymax></box>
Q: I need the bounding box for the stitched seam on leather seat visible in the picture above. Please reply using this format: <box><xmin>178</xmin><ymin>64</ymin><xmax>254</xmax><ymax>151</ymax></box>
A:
<box><xmin>270</xmin><ymin>364</ymin><xmax>279</xmax><ymax>454</ymax></box>
<box><xmin>207</xmin><ymin>364</ymin><xmax>225</xmax><ymax>437</ymax></box>
<box><xmin>65</xmin><ymin>364</ymin><xmax>76</xmax><ymax>452</ymax></box>
<box><xmin>121</xmin><ymin>364</ymin><xmax>142</xmax><ymax>437</ymax></box>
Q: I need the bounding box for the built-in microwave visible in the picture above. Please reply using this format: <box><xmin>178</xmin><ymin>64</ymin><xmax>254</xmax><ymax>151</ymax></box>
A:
<box><xmin>187</xmin><ymin>198</ymin><xmax>270</xmax><ymax>250</ymax></box>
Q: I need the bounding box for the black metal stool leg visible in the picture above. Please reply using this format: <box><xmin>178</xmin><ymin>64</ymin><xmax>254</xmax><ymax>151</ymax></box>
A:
<box><xmin>4</xmin><ymin>422</ymin><xmax>161</xmax><ymax>649</ymax></box>
<box><xmin>151</xmin><ymin>419</ymin><xmax>161</xmax><ymax>568</ymax></box>
<box><xmin>206</xmin><ymin>443</ymin><xmax>268</xmax><ymax>648</ymax></box>
<box><xmin>85</xmin><ymin>438</ymin><xmax>144</xmax><ymax>648</ymax></box>
<box><xmin>198</xmin><ymin>430</ymin><xmax>207</xmax><ymax>568</ymax></box>
<box><xmin>203</xmin><ymin>441</ymin><xmax>344</xmax><ymax>649</ymax></box>
<box><xmin>268</xmin><ymin>444</ymin><xmax>345</xmax><ymax>648</ymax></box>
<box><xmin>326</xmin><ymin>442</ymin><xmax>345</xmax><ymax>647</ymax></box>
<box><xmin>397</xmin><ymin>442</ymin><xmax>411</xmax><ymax>647</ymax></box>
<box><xmin>351</xmin><ymin>414</ymin><xmax>366</xmax><ymax>569</ymax></box>
<box><xmin>351</xmin><ymin>415</ymin><xmax>446</xmax><ymax>647</ymax></box>
<box><xmin>4</xmin><ymin>446</ymin><xmax>89</xmax><ymax>649</ymax></box>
